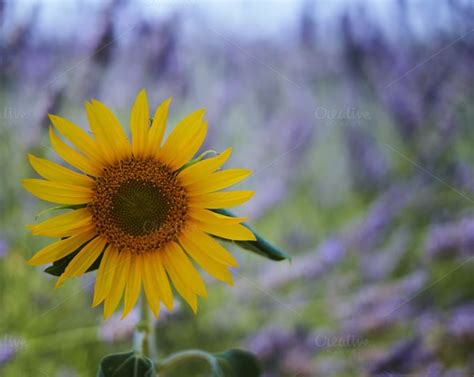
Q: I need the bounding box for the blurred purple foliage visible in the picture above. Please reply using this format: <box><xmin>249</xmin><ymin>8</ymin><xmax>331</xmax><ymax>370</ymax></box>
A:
<box><xmin>1</xmin><ymin>0</ymin><xmax>474</xmax><ymax>376</ymax></box>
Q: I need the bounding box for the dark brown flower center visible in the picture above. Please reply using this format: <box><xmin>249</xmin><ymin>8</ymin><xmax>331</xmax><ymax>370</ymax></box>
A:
<box><xmin>89</xmin><ymin>158</ymin><xmax>188</xmax><ymax>253</ymax></box>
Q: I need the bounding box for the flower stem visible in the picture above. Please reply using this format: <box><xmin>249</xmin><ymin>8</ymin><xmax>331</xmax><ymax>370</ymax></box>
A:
<box><xmin>133</xmin><ymin>294</ymin><xmax>157</xmax><ymax>360</ymax></box>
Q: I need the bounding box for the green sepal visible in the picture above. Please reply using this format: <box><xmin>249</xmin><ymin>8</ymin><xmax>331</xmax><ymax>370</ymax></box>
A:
<box><xmin>44</xmin><ymin>242</ymin><xmax>102</xmax><ymax>276</ymax></box>
<box><xmin>97</xmin><ymin>351</ymin><xmax>154</xmax><ymax>377</ymax></box>
<box><xmin>213</xmin><ymin>209</ymin><xmax>291</xmax><ymax>262</ymax></box>
<box><xmin>35</xmin><ymin>204</ymin><xmax>85</xmax><ymax>220</ymax></box>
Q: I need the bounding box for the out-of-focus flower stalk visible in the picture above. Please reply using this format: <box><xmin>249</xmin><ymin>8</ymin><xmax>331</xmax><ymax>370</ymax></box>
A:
<box><xmin>133</xmin><ymin>295</ymin><xmax>157</xmax><ymax>360</ymax></box>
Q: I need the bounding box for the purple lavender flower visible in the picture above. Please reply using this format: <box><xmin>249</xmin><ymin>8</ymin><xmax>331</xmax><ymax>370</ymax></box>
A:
<box><xmin>0</xmin><ymin>239</ymin><xmax>8</xmax><ymax>259</ymax></box>
<box><xmin>448</xmin><ymin>304</ymin><xmax>474</xmax><ymax>340</ymax></box>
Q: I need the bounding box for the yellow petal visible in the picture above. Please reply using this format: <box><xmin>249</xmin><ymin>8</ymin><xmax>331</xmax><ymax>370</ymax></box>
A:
<box><xmin>142</xmin><ymin>253</ymin><xmax>161</xmax><ymax>317</ymax></box>
<box><xmin>93</xmin><ymin>245</ymin><xmax>118</xmax><ymax>307</ymax></box>
<box><xmin>130</xmin><ymin>89</ymin><xmax>150</xmax><ymax>158</ymax></box>
<box><xmin>22</xmin><ymin>179</ymin><xmax>92</xmax><ymax>205</ymax></box>
<box><xmin>178</xmin><ymin>148</ymin><xmax>232</xmax><ymax>185</ymax></box>
<box><xmin>49</xmin><ymin>114</ymin><xmax>105</xmax><ymax>164</ymax></box>
<box><xmin>62</xmin><ymin>236</ymin><xmax>106</xmax><ymax>278</ymax></box>
<box><xmin>145</xmin><ymin>97</ymin><xmax>171</xmax><ymax>158</ymax></box>
<box><xmin>180</xmin><ymin>228</ymin><xmax>238</xmax><ymax>267</ymax></box>
<box><xmin>194</xmin><ymin>221</ymin><xmax>256</xmax><ymax>241</ymax></box>
<box><xmin>104</xmin><ymin>250</ymin><xmax>131</xmax><ymax>319</ymax></box>
<box><xmin>188</xmin><ymin>208</ymin><xmax>247</xmax><ymax>225</ymax></box>
<box><xmin>164</xmin><ymin>242</ymin><xmax>207</xmax><ymax>297</ymax></box>
<box><xmin>122</xmin><ymin>254</ymin><xmax>142</xmax><ymax>318</ymax></box>
<box><xmin>55</xmin><ymin>274</ymin><xmax>67</xmax><ymax>289</ymax></box>
<box><xmin>85</xmin><ymin>100</ymin><xmax>130</xmax><ymax>163</ymax></box>
<box><xmin>157</xmin><ymin>109</ymin><xmax>206</xmax><ymax>170</ymax></box>
<box><xmin>179</xmin><ymin>234</ymin><xmax>234</xmax><ymax>285</ymax></box>
<box><xmin>49</xmin><ymin>127</ymin><xmax>101</xmax><ymax>176</ymax></box>
<box><xmin>150</xmin><ymin>251</ymin><xmax>174</xmax><ymax>310</ymax></box>
<box><xmin>91</xmin><ymin>100</ymin><xmax>131</xmax><ymax>159</ymax></box>
<box><xmin>189</xmin><ymin>190</ymin><xmax>254</xmax><ymax>209</ymax></box>
<box><xmin>28</xmin><ymin>154</ymin><xmax>95</xmax><ymax>187</ymax></box>
<box><xmin>160</xmin><ymin>245</ymin><xmax>199</xmax><ymax>313</ymax></box>
<box><xmin>28</xmin><ymin>229</ymin><xmax>96</xmax><ymax>266</ymax></box>
<box><xmin>167</xmin><ymin>121</ymin><xmax>207</xmax><ymax>170</ymax></box>
<box><xmin>186</xmin><ymin>169</ymin><xmax>252</xmax><ymax>195</ymax></box>
<box><xmin>29</xmin><ymin>208</ymin><xmax>93</xmax><ymax>237</ymax></box>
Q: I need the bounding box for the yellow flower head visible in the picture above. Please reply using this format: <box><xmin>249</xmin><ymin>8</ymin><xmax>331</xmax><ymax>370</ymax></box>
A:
<box><xmin>23</xmin><ymin>89</ymin><xmax>255</xmax><ymax>319</ymax></box>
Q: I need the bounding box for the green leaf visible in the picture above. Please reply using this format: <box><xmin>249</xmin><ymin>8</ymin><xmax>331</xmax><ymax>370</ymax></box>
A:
<box><xmin>97</xmin><ymin>351</ymin><xmax>155</xmax><ymax>377</ymax></box>
<box><xmin>44</xmin><ymin>242</ymin><xmax>102</xmax><ymax>276</ymax></box>
<box><xmin>156</xmin><ymin>349</ymin><xmax>260</xmax><ymax>377</ymax></box>
<box><xmin>214</xmin><ymin>349</ymin><xmax>261</xmax><ymax>377</ymax></box>
<box><xmin>213</xmin><ymin>209</ymin><xmax>291</xmax><ymax>262</ymax></box>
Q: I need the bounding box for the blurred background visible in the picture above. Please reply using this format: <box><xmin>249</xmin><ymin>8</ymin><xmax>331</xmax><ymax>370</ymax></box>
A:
<box><xmin>1</xmin><ymin>0</ymin><xmax>474</xmax><ymax>376</ymax></box>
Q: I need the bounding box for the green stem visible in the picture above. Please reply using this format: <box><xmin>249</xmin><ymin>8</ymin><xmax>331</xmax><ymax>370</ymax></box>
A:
<box><xmin>133</xmin><ymin>295</ymin><xmax>157</xmax><ymax>359</ymax></box>
<box><xmin>156</xmin><ymin>350</ymin><xmax>218</xmax><ymax>375</ymax></box>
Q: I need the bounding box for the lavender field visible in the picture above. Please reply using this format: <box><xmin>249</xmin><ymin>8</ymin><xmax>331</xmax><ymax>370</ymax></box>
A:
<box><xmin>1</xmin><ymin>0</ymin><xmax>474</xmax><ymax>376</ymax></box>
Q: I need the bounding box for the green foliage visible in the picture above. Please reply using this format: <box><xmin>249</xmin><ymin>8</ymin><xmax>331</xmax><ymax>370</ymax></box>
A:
<box><xmin>98</xmin><ymin>352</ymin><xmax>154</xmax><ymax>377</ymax></box>
<box><xmin>215</xmin><ymin>349</ymin><xmax>261</xmax><ymax>377</ymax></box>
<box><xmin>155</xmin><ymin>349</ymin><xmax>260</xmax><ymax>377</ymax></box>
<box><xmin>427</xmin><ymin>260</ymin><xmax>474</xmax><ymax>308</ymax></box>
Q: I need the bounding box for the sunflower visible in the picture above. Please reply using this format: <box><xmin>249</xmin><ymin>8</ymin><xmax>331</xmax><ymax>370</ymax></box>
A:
<box><xmin>23</xmin><ymin>89</ymin><xmax>255</xmax><ymax>319</ymax></box>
